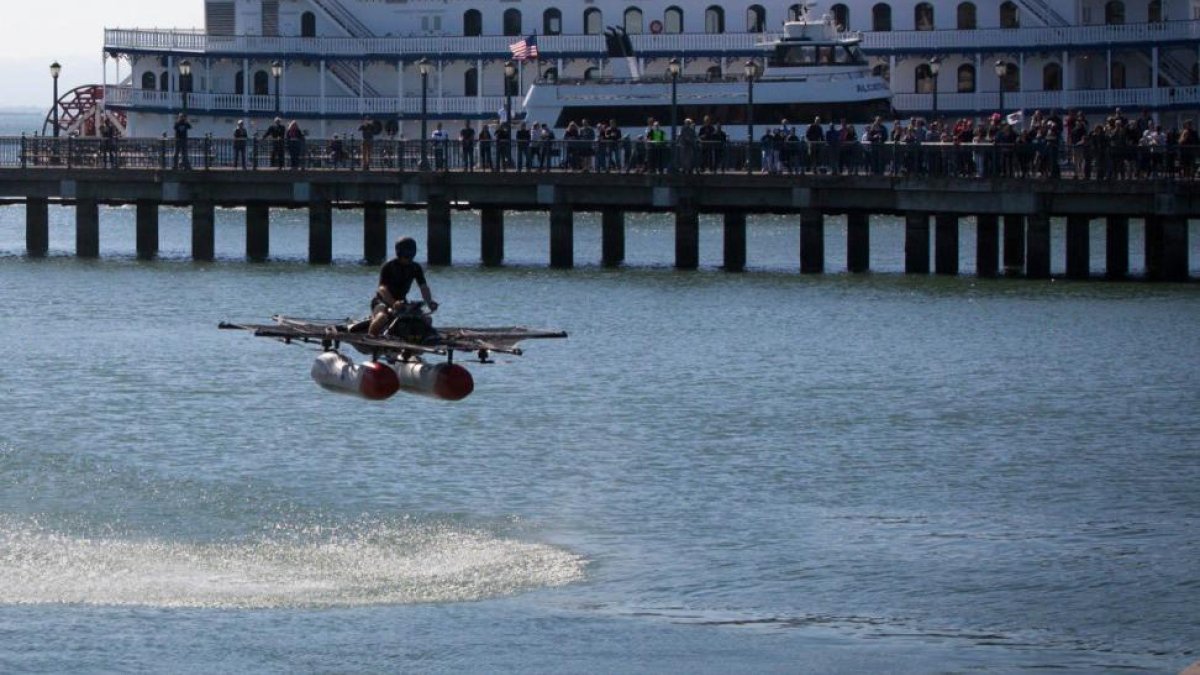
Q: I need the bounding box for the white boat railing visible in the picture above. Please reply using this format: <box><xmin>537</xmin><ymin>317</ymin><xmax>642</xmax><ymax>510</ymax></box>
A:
<box><xmin>893</xmin><ymin>85</ymin><xmax>1200</xmax><ymax>113</ymax></box>
<box><xmin>105</xmin><ymin>86</ymin><xmax>517</xmax><ymax>117</ymax></box>
<box><xmin>105</xmin><ymin>20</ymin><xmax>1200</xmax><ymax>57</ymax></box>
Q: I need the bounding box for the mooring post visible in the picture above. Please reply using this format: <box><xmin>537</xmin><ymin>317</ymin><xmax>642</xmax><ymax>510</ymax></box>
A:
<box><xmin>1003</xmin><ymin>214</ymin><xmax>1026</xmax><ymax>275</ymax></box>
<box><xmin>602</xmin><ymin>208</ymin><xmax>625</xmax><ymax>267</ymax></box>
<box><xmin>934</xmin><ymin>213</ymin><xmax>959</xmax><ymax>275</ymax></box>
<box><xmin>675</xmin><ymin>203</ymin><xmax>700</xmax><ymax>270</ymax></box>
<box><xmin>480</xmin><ymin>206</ymin><xmax>505</xmax><ymax>267</ymax></box>
<box><xmin>549</xmin><ymin>203</ymin><xmax>574</xmax><ymax>269</ymax></box>
<box><xmin>1026</xmin><ymin>214</ymin><xmax>1051</xmax><ymax>280</ymax></box>
<box><xmin>800</xmin><ymin>210</ymin><xmax>825</xmax><ymax>274</ymax></box>
<box><xmin>846</xmin><ymin>212</ymin><xmax>870</xmax><ymax>274</ymax></box>
<box><xmin>1065</xmin><ymin>215</ymin><xmax>1091</xmax><ymax>280</ymax></box>
<box><xmin>136</xmin><ymin>199</ymin><xmax>159</xmax><ymax>261</ymax></box>
<box><xmin>309</xmin><ymin>199</ymin><xmax>333</xmax><ymax>265</ymax></box>
<box><xmin>426</xmin><ymin>196</ymin><xmax>452</xmax><ymax>266</ymax></box>
<box><xmin>363</xmin><ymin>202</ymin><xmax>387</xmax><ymax>265</ymax></box>
<box><xmin>723</xmin><ymin>211</ymin><xmax>747</xmax><ymax>272</ymax></box>
<box><xmin>1160</xmin><ymin>216</ymin><xmax>1190</xmax><ymax>282</ymax></box>
<box><xmin>975</xmin><ymin>214</ymin><xmax>999</xmax><ymax>278</ymax></box>
<box><xmin>25</xmin><ymin>197</ymin><xmax>48</xmax><ymax>258</ymax></box>
<box><xmin>904</xmin><ymin>212</ymin><xmax>930</xmax><ymax>275</ymax></box>
<box><xmin>1105</xmin><ymin>216</ymin><xmax>1129</xmax><ymax>280</ymax></box>
<box><xmin>246</xmin><ymin>203</ymin><xmax>270</xmax><ymax>262</ymax></box>
<box><xmin>192</xmin><ymin>201</ymin><xmax>215</xmax><ymax>262</ymax></box>
<box><xmin>76</xmin><ymin>198</ymin><xmax>99</xmax><ymax>259</ymax></box>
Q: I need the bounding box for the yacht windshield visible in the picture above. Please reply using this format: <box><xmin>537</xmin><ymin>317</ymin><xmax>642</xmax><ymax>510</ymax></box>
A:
<box><xmin>769</xmin><ymin>43</ymin><xmax>864</xmax><ymax>68</ymax></box>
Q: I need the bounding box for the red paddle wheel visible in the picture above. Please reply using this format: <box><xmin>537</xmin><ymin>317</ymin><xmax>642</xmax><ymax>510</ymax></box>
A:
<box><xmin>42</xmin><ymin>85</ymin><xmax>127</xmax><ymax>138</ymax></box>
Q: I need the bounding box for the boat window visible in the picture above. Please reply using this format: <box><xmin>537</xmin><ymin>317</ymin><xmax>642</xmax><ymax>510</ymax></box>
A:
<box><xmin>787</xmin><ymin>4</ymin><xmax>803</xmax><ymax>21</ymax></box>
<box><xmin>544</xmin><ymin>8</ymin><xmax>562</xmax><ymax>36</ymax></box>
<box><xmin>769</xmin><ymin>45</ymin><xmax>818</xmax><ymax>67</ymax></box>
<box><xmin>818</xmin><ymin>46</ymin><xmax>834</xmax><ymax>65</ymax></box>
<box><xmin>747</xmin><ymin>5</ymin><xmax>766</xmax><ymax>32</ymax></box>
<box><xmin>253</xmin><ymin>70</ymin><xmax>269</xmax><ymax>96</ymax></box>
<box><xmin>542</xmin><ymin>67</ymin><xmax>558</xmax><ymax>82</ymax></box>
<box><xmin>584</xmin><ymin>8</ymin><xmax>602</xmax><ymax>35</ymax></box>
<box><xmin>957</xmin><ymin>64</ymin><xmax>976</xmax><ymax>92</ymax></box>
<box><xmin>872</xmin><ymin>63</ymin><xmax>890</xmax><ymax>84</ymax></box>
<box><xmin>915</xmin><ymin>63</ymin><xmax>935</xmax><ymax>93</ymax></box>
<box><xmin>464</xmin><ymin>10</ymin><xmax>482</xmax><ymax>37</ymax></box>
<box><xmin>234</xmin><ymin>71</ymin><xmax>244</xmax><ymax>95</ymax></box>
<box><xmin>706</xmin><ymin>65</ymin><xmax>722</xmax><ymax>80</ymax></box>
<box><xmin>1111</xmin><ymin>61</ymin><xmax>1126</xmax><ymax>89</ymax></box>
<box><xmin>1043</xmin><ymin>63</ymin><xmax>1062</xmax><ymax>91</ymax></box>
<box><xmin>300</xmin><ymin>11</ymin><xmax>316</xmax><ymax>37</ymax></box>
<box><xmin>872</xmin><ymin>4</ymin><xmax>892</xmax><ymax>31</ymax></box>
<box><xmin>464</xmin><ymin>67</ymin><xmax>478</xmax><ymax>97</ymax></box>
<box><xmin>624</xmin><ymin>7</ymin><xmax>643</xmax><ymax>34</ymax></box>
<box><xmin>503</xmin><ymin>9</ymin><xmax>522</xmax><ymax>36</ymax></box>
<box><xmin>1149</xmin><ymin>0</ymin><xmax>1163</xmax><ymax>22</ymax></box>
<box><xmin>161</xmin><ymin>71</ymin><xmax>170</xmax><ymax>92</ymax></box>
<box><xmin>665</xmin><ymin>6</ymin><xmax>683</xmax><ymax>34</ymax></box>
<box><xmin>1105</xmin><ymin>1</ymin><xmax>1125</xmax><ymax>24</ymax></box>
<box><xmin>831</xmin><ymin>4</ymin><xmax>850</xmax><ymax>30</ymax></box>
<box><xmin>999</xmin><ymin>2</ymin><xmax>1019</xmax><ymax>28</ymax></box>
<box><xmin>834</xmin><ymin>46</ymin><xmax>858</xmax><ymax>64</ymax></box>
<box><xmin>704</xmin><ymin>6</ymin><xmax>725</xmax><ymax>33</ymax></box>
<box><xmin>141</xmin><ymin>72</ymin><xmax>157</xmax><ymax>90</ymax></box>
<box><xmin>956</xmin><ymin>2</ymin><xmax>976</xmax><ymax>29</ymax></box>
<box><xmin>583</xmin><ymin>67</ymin><xmax>600</xmax><ymax>81</ymax></box>
<box><xmin>915</xmin><ymin>3</ymin><xmax>934</xmax><ymax>30</ymax></box>
<box><xmin>998</xmin><ymin>62</ymin><xmax>1019</xmax><ymax>92</ymax></box>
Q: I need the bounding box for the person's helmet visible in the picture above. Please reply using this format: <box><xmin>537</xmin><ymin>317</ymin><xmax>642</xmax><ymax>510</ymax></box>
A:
<box><xmin>395</xmin><ymin>237</ymin><xmax>417</xmax><ymax>259</ymax></box>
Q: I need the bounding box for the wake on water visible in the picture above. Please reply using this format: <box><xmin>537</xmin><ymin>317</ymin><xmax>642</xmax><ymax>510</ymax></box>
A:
<box><xmin>0</xmin><ymin>514</ymin><xmax>586</xmax><ymax>609</ymax></box>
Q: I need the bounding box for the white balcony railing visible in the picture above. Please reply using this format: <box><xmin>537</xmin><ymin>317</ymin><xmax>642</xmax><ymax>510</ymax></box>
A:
<box><xmin>105</xmin><ymin>86</ymin><xmax>516</xmax><ymax>117</ymax></box>
<box><xmin>105</xmin><ymin>20</ymin><xmax>1200</xmax><ymax>58</ymax></box>
<box><xmin>892</xmin><ymin>85</ymin><xmax>1200</xmax><ymax>113</ymax></box>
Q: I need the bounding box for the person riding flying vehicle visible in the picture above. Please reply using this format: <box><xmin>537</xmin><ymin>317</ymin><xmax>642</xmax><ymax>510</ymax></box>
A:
<box><xmin>368</xmin><ymin>237</ymin><xmax>439</xmax><ymax>338</ymax></box>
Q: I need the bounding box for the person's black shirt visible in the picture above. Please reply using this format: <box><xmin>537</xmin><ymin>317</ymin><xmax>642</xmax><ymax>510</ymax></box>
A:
<box><xmin>376</xmin><ymin>258</ymin><xmax>427</xmax><ymax>304</ymax></box>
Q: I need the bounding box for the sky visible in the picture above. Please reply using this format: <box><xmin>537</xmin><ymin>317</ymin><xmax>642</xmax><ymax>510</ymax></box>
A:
<box><xmin>0</xmin><ymin>2</ymin><xmax>202</xmax><ymax>109</ymax></box>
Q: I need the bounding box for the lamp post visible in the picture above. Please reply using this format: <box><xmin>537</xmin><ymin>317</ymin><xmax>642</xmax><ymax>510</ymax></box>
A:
<box><xmin>929</xmin><ymin>58</ymin><xmax>940</xmax><ymax>115</ymax></box>
<box><xmin>744</xmin><ymin>59</ymin><xmax>760</xmax><ymax>174</ymax></box>
<box><xmin>504</xmin><ymin>60</ymin><xmax>516</xmax><ymax>124</ymax></box>
<box><xmin>178</xmin><ymin>60</ymin><xmax>192</xmax><ymax>114</ymax></box>
<box><xmin>271</xmin><ymin>60</ymin><xmax>283</xmax><ymax>115</ymax></box>
<box><xmin>50</xmin><ymin>62</ymin><xmax>61</xmax><ymax>138</ymax></box>
<box><xmin>994</xmin><ymin>59</ymin><xmax>1007</xmax><ymax>114</ymax></box>
<box><xmin>418</xmin><ymin>57</ymin><xmax>431</xmax><ymax>171</ymax></box>
<box><xmin>668</xmin><ymin>57</ymin><xmax>681</xmax><ymax>141</ymax></box>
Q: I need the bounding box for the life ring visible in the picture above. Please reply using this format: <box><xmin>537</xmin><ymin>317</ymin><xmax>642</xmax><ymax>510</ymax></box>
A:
<box><xmin>650</xmin><ymin>20</ymin><xmax>663</xmax><ymax>34</ymax></box>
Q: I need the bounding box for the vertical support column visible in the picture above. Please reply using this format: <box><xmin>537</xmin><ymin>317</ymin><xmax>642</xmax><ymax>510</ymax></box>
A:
<box><xmin>192</xmin><ymin>201</ymin><xmax>215</xmax><ymax>262</ymax></box>
<box><xmin>550</xmin><ymin>203</ymin><xmax>574</xmax><ymax>269</ymax></box>
<box><xmin>481</xmin><ymin>206</ymin><xmax>504</xmax><ymax>267</ymax></box>
<box><xmin>363</xmin><ymin>202</ymin><xmax>387</xmax><ymax>265</ymax></box>
<box><xmin>723</xmin><ymin>211</ymin><xmax>746</xmax><ymax>272</ymax></box>
<box><xmin>675</xmin><ymin>204</ymin><xmax>700</xmax><ymax>270</ymax></box>
<box><xmin>136</xmin><ymin>199</ymin><xmax>159</xmax><ymax>260</ymax></box>
<box><xmin>1065</xmin><ymin>215</ymin><xmax>1090</xmax><ymax>280</ymax></box>
<box><xmin>1003</xmin><ymin>214</ymin><xmax>1026</xmax><ymax>275</ymax></box>
<box><xmin>1160</xmin><ymin>216</ymin><xmax>1189</xmax><ymax>282</ymax></box>
<box><xmin>975</xmin><ymin>214</ymin><xmax>999</xmax><ymax>278</ymax></box>
<box><xmin>1026</xmin><ymin>214</ymin><xmax>1051</xmax><ymax>280</ymax></box>
<box><xmin>934</xmin><ymin>213</ymin><xmax>959</xmax><ymax>275</ymax></box>
<box><xmin>426</xmin><ymin>196</ymin><xmax>452</xmax><ymax>266</ymax></box>
<box><xmin>1105</xmin><ymin>216</ymin><xmax>1129</xmax><ymax>280</ymax></box>
<box><xmin>309</xmin><ymin>199</ymin><xmax>333</xmax><ymax>265</ymax></box>
<box><xmin>246</xmin><ymin>203</ymin><xmax>270</xmax><ymax>262</ymax></box>
<box><xmin>25</xmin><ymin>197</ymin><xmax>48</xmax><ymax>258</ymax></box>
<box><xmin>800</xmin><ymin>210</ymin><xmax>825</xmax><ymax>274</ymax></box>
<box><xmin>602</xmin><ymin>208</ymin><xmax>625</xmax><ymax>267</ymax></box>
<box><xmin>846</xmin><ymin>212</ymin><xmax>870</xmax><ymax>274</ymax></box>
<box><xmin>904</xmin><ymin>212</ymin><xmax>930</xmax><ymax>275</ymax></box>
<box><xmin>1144</xmin><ymin>216</ymin><xmax>1163</xmax><ymax>281</ymax></box>
<box><xmin>76</xmin><ymin>198</ymin><xmax>99</xmax><ymax>259</ymax></box>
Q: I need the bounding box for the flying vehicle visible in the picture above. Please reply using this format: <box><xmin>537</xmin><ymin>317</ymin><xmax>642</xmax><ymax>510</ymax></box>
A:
<box><xmin>219</xmin><ymin>305</ymin><xmax>567</xmax><ymax>402</ymax></box>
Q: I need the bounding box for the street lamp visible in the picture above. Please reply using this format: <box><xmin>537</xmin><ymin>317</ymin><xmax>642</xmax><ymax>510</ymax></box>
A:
<box><xmin>994</xmin><ymin>59</ymin><xmax>1007</xmax><ymax>115</ymax></box>
<box><xmin>503</xmin><ymin>60</ymin><xmax>516</xmax><ymax>124</ymax></box>
<box><xmin>50</xmin><ymin>62</ymin><xmax>61</xmax><ymax>138</ymax></box>
<box><xmin>271</xmin><ymin>60</ymin><xmax>283</xmax><ymax>115</ymax></box>
<box><xmin>418</xmin><ymin>57</ymin><xmax>431</xmax><ymax>171</ymax></box>
<box><xmin>929</xmin><ymin>58</ymin><xmax>940</xmax><ymax>114</ymax></box>
<box><xmin>744</xmin><ymin>59</ymin><xmax>760</xmax><ymax>174</ymax></box>
<box><xmin>178</xmin><ymin>60</ymin><xmax>192</xmax><ymax>114</ymax></box>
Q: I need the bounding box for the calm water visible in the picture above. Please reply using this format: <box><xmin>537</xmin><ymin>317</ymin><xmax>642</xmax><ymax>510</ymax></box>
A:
<box><xmin>2</xmin><ymin>134</ymin><xmax>1200</xmax><ymax>672</ymax></box>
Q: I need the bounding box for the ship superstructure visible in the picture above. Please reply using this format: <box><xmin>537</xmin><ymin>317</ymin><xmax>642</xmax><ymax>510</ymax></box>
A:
<box><xmin>98</xmin><ymin>0</ymin><xmax>1200</xmax><ymax>138</ymax></box>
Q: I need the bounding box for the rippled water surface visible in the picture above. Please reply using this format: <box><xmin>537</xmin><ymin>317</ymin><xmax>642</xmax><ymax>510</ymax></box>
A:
<box><xmin>1</xmin><ymin>178</ymin><xmax>1199</xmax><ymax>673</ymax></box>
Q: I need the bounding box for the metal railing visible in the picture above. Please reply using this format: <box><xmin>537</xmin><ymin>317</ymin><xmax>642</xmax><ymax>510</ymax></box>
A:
<box><xmin>3</xmin><ymin>135</ymin><xmax>1196</xmax><ymax>183</ymax></box>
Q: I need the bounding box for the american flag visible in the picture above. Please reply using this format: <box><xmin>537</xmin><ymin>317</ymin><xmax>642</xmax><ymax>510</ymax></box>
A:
<box><xmin>509</xmin><ymin>34</ymin><xmax>539</xmax><ymax>61</ymax></box>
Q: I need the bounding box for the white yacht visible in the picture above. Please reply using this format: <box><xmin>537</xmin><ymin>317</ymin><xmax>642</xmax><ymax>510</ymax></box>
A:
<box><xmin>521</xmin><ymin>10</ymin><xmax>892</xmax><ymax>136</ymax></box>
<box><xmin>86</xmin><ymin>0</ymin><xmax>1200</xmax><ymax>138</ymax></box>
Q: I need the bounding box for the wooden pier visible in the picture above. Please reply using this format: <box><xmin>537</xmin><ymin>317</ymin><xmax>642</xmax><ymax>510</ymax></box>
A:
<box><xmin>1</xmin><ymin>167</ymin><xmax>1196</xmax><ymax>280</ymax></box>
